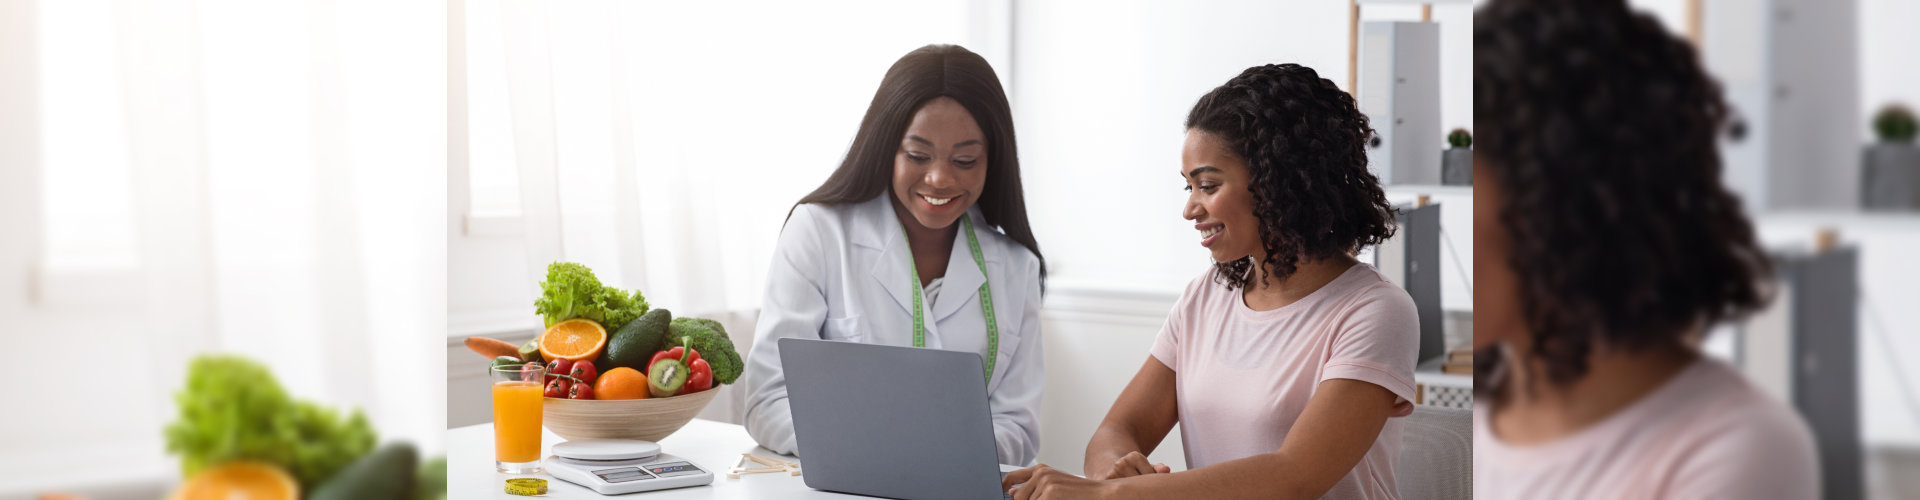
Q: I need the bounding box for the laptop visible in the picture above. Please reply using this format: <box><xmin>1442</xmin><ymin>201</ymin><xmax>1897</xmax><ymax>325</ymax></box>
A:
<box><xmin>779</xmin><ymin>337</ymin><xmax>1019</xmax><ymax>500</ymax></box>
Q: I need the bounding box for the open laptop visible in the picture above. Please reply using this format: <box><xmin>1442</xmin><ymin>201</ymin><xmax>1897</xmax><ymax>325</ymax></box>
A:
<box><xmin>779</xmin><ymin>337</ymin><xmax>1018</xmax><ymax>500</ymax></box>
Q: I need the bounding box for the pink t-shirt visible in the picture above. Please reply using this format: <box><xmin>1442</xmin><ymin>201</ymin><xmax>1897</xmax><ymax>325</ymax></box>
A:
<box><xmin>1473</xmin><ymin>357</ymin><xmax>1820</xmax><ymax>499</ymax></box>
<box><xmin>1150</xmin><ymin>263</ymin><xmax>1419</xmax><ymax>500</ymax></box>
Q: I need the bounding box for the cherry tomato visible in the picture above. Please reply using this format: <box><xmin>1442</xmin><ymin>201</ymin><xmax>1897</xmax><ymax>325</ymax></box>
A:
<box><xmin>522</xmin><ymin>362</ymin><xmax>544</xmax><ymax>382</ymax></box>
<box><xmin>569</xmin><ymin>362</ymin><xmax>598</xmax><ymax>385</ymax></box>
<box><xmin>544</xmin><ymin>377</ymin><xmax>571</xmax><ymax>398</ymax></box>
<box><xmin>547</xmin><ymin>358</ymin><xmax>574</xmax><ymax>382</ymax></box>
<box><xmin>568</xmin><ymin>382</ymin><xmax>594</xmax><ymax>400</ymax></box>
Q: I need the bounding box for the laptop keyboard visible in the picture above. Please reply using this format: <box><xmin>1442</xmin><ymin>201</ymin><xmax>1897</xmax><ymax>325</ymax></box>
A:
<box><xmin>999</xmin><ymin>471</ymin><xmax>1016</xmax><ymax>500</ymax></box>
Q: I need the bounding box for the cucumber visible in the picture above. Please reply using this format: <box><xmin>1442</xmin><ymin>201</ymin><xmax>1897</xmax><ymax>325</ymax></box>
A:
<box><xmin>311</xmin><ymin>442</ymin><xmax>419</xmax><ymax>500</ymax></box>
<box><xmin>489</xmin><ymin>355</ymin><xmax>523</xmax><ymax>373</ymax></box>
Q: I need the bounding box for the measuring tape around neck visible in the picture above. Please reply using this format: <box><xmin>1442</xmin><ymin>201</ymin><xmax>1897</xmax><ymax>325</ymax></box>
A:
<box><xmin>903</xmin><ymin>213</ymin><xmax>999</xmax><ymax>384</ymax></box>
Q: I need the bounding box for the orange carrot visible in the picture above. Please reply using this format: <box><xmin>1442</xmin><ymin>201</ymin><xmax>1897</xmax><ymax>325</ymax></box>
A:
<box><xmin>466</xmin><ymin>336</ymin><xmax>521</xmax><ymax>360</ymax></box>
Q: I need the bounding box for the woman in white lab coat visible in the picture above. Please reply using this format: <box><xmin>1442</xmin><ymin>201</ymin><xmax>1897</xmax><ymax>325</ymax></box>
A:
<box><xmin>742</xmin><ymin>44</ymin><xmax>1047</xmax><ymax>466</ymax></box>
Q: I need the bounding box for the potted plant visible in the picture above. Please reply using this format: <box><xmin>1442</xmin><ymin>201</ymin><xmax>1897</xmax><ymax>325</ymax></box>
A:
<box><xmin>1863</xmin><ymin>103</ymin><xmax>1919</xmax><ymax>210</ymax></box>
<box><xmin>1442</xmin><ymin>128</ymin><xmax>1472</xmax><ymax>186</ymax></box>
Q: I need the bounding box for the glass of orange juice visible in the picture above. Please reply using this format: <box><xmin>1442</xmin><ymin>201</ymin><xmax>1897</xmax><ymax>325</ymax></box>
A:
<box><xmin>491</xmin><ymin>363</ymin><xmax>546</xmax><ymax>474</ymax></box>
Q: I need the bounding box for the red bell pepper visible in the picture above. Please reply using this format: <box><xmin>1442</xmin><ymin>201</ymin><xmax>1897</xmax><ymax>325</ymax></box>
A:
<box><xmin>685</xmin><ymin>357</ymin><xmax>713</xmax><ymax>394</ymax></box>
<box><xmin>646</xmin><ymin>337</ymin><xmax>715</xmax><ymax>396</ymax></box>
<box><xmin>648</xmin><ymin>341</ymin><xmax>702</xmax><ymax>375</ymax></box>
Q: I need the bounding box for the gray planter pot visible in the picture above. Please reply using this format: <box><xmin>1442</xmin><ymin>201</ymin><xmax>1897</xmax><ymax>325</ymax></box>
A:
<box><xmin>1862</xmin><ymin>143</ymin><xmax>1920</xmax><ymax>211</ymax></box>
<box><xmin>1441</xmin><ymin>148</ymin><xmax>1472</xmax><ymax>186</ymax></box>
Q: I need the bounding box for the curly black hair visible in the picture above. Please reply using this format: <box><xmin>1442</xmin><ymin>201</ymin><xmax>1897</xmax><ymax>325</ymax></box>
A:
<box><xmin>1185</xmin><ymin>63</ymin><xmax>1397</xmax><ymax>289</ymax></box>
<box><xmin>1474</xmin><ymin>0</ymin><xmax>1772</xmax><ymax>394</ymax></box>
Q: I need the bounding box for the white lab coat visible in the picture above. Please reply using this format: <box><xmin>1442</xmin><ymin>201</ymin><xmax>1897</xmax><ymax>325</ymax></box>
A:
<box><xmin>743</xmin><ymin>195</ymin><xmax>1045</xmax><ymax>466</ymax></box>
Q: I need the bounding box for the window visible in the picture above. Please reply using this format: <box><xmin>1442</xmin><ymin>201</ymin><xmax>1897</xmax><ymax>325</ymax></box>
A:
<box><xmin>38</xmin><ymin>0</ymin><xmax>139</xmax><ymax>274</ymax></box>
<box><xmin>465</xmin><ymin>0</ymin><xmax>523</xmax><ymax>218</ymax></box>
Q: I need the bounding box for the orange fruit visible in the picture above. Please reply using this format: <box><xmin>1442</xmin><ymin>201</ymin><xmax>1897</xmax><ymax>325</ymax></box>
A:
<box><xmin>168</xmin><ymin>461</ymin><xmax>298</xmax><ymax>500</ymax></box>
<box><xmin>594</xmin><ymin>366</ymin><xmax>650</xmax><ymax>400</ymax></box>
<box><xmin>539</xmin><ymin>318</ymin><xmax>608</xmax><ymax>361</ymax></box>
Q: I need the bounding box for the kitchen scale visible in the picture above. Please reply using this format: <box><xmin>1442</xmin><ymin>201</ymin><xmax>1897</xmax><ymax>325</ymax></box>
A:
<box><xmin>546</xmin><ymin>439</ymin><xmax>714</xmax><ymax>495</ymax></box>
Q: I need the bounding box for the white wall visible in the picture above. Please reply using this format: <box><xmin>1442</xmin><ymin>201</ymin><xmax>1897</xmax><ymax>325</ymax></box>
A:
<box><xmin>1038</xmin><ymin>288</ymin><xmax>1185</xmax><ymax>475</ymax></box>
<box><xmin>1856</xmin><ymin>0</ymin><xmax>1920</xmax><ymax>122</ymax></box>
<box><xmin>1012</xmin><ymin>0</ymin><xmax>1476</xmax><ymax>295</ymax></box>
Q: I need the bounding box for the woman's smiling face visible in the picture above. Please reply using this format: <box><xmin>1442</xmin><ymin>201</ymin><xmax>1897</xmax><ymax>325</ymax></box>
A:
<box><xmin>1182</xmin><ymin>129</ymin><xmax>1263</xmax><ymax>263</ymax></box>
<box><xmin>892</xmin><ymin>96</ymin><xmax>988</xmax><ymax>231</ymax></box>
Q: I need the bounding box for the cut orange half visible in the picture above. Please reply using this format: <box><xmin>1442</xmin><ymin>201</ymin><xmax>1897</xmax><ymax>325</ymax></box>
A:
<box><xmin>540</xmin><ymin>318</ymin><xmax>608</xmax><ymax>362</ymax></box>
<box><xmin>169</xmin><ymin>461</ymin><xmax>299</xmax><ymax>500</ymax></box>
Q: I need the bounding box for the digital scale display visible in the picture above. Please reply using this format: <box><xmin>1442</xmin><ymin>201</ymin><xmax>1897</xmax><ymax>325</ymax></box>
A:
<box><xmin>590</xmin><ymin>461</ymin><xmax>704</xmax><ymax>484</ymax></box>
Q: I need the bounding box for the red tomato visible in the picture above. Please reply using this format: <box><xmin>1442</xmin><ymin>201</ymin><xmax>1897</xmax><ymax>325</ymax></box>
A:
<box><xmin>568</xmin><ymin>382</ymin><xmax>595</xmax><ymax>399</ymax></box>
<box><xmin>569</xmin><ymin>362</ymin><xmax>598</xmax><ymax>385</ymax></box>
<box><xmin>546</xmin><ymin>358</ymin><xmax>574</xmax><ymax>381</ymax></box>
<box><xmin>544</xmin><ymin>377</ymin><xmax>571</xmax><ymax>398</ymax></box>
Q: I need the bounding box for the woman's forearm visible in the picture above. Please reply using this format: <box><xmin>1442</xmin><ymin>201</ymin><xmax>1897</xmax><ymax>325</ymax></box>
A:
<box><xmin>1082</xmin><ymin>421</ymin><xmax>1146</xmax><ymax>478</ymax></box>
<box><xmin>1110</xmin><ymin>452</ymin><xmax>1315</xmax><ymax>500</ymax></box>
<box><xmin>1108</xmin><ymin>379</ymin><xmax>1398</xmax><ymax>499</ymax></box>
<box><xmin>1083</xmin><ymin>357</ymin><xmax>1181</xmax><ymax>479</ymax></box>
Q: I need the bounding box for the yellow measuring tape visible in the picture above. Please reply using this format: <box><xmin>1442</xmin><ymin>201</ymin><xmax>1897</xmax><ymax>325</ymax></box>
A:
<box><xmin>505</xmin><ymin>478</ymin><xmax>548</xmax><ymax>496</ymax></box>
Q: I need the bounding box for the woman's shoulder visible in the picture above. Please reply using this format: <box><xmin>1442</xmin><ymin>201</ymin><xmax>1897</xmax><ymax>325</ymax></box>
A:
<box><xmin>787</xmin><ymin>197</ymin><xmax>892</xmax><ymax>237</ymax></box>
<box><xmin>1658</xmin><ymin>359</ymin><xmax>1821</xmax><ymax>496</ymax></box>
<box><xmin>1675</xmin><ymin>360</ymin><xmax>1819</xmax><ymax>455</ymax></box>
<box><xmin>776</xmin><ymin>202</ymin><xmax>869</xmax><ymax>261</ymax></box>
<box><xmin>987</xmin><ymin>233</ymin><xmax>1039</xmax><ymax>272</ymax></box>
<box><xmin>1331</xmin><ymin>264</ymin><xmax>1418</xmax><ymax>314</ymax></box>
<box><xmin>971</xmin><ymin>212</ymin><xmax>1040</xmax><ymax>271</ymax></box>
<box><xmin>1164</xmin><ymin>268</ymin><xmax>1235</xmax><ymax>315</ymax></box>
<box><xmin>791</xmin><ymin>198</ymin><xmax>869</xmax><ymax>225</ymax></box>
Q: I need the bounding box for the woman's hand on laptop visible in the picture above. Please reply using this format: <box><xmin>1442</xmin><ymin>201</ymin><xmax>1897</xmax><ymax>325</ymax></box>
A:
<box><xmin>1002</xmin><ymin>463</ymin><xmax>1117</xmax><ymax>500</ymax></box>
<box><xmin>1090</xmin><ymin>451</ymin><xmax>1169</xmax><ymax>481</ymax></box>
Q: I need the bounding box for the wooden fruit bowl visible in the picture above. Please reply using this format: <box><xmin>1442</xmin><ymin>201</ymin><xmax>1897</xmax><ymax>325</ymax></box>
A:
<box><xmin>541</xmin><ymin>388</ymin><xmax>720</xmax><ymax>442</ymax></box>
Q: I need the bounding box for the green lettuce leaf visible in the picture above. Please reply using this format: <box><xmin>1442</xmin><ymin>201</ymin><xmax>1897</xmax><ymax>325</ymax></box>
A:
<box><xmin>163</xmin><ymin>355</ymin><xmax>377</xmax><ymax>490</ymax></box>
<box><xmin>533</xmin><ymin>262</ymin><xmax>650</xmax><ymax>330</ymax></box>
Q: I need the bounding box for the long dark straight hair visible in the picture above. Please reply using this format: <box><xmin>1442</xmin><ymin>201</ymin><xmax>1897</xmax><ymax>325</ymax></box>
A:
<box><xmin>791</xmin><ymin>44</ymin><xmax>1046</xmax><ymax>287</ymax></box>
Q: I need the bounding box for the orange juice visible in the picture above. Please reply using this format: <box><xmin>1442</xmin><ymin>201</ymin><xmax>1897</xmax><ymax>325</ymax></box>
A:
<box><xmin>492</xmin><ymin>380</ymin><xmax>544</xmax><ymax>463</ymax></box>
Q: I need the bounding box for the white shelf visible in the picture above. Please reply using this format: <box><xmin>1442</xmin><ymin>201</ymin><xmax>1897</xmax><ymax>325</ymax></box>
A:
<box><xmin>1383</xmin><ymin>184</ymin><xmax>1474</xmax><ymax>197</ymax></box>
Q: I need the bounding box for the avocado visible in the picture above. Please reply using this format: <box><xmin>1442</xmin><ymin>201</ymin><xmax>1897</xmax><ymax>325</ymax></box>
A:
<box><xmin>310</xmin><ymin>442</ymin><xmax>419</xmax><ymax>500</ymax></box>
<box><xmin>599</xmin><ymin>308</ymin><xmax>672</xmax><ymax>373</ymax></box>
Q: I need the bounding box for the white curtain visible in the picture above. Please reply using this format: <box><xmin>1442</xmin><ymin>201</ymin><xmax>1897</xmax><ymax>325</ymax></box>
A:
<box><xmin>0</xmin><ymin>0</ymin><xmax>445</xmax><ymax>493</ymax></box>
<box><xmin>449</xmin><ymin>0</ymin><xmax>1008</xmax><ymax>329</ymax></box>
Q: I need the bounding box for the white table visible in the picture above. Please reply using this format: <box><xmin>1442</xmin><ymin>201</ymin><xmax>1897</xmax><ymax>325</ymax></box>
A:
<box><xmin>450</xmin><ymin>419</ymin><xmax>858</xmax><ymax>499</ymax></box>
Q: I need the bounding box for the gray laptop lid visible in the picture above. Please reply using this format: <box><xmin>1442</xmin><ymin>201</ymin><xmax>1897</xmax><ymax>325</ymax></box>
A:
<box><xmin>780</xmin><ymin>337</ymin><xmax>1004</xmax><ymax>500</ymax></box>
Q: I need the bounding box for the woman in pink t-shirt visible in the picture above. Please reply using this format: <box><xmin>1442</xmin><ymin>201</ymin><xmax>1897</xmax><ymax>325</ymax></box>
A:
<box><xmin>1004</xmin><ymin>64</ymin><xmax>1420</xmax><ymax>499</ymax></box>
<box><xmin>1471</xmin><ymin>1</ymin><xmax>1819</xmax><ymax>498</ymax></box>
